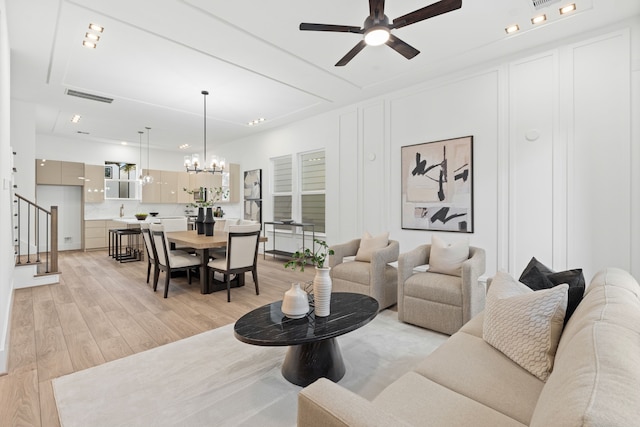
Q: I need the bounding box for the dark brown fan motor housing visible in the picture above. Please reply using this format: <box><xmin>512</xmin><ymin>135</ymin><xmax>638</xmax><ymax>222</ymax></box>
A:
<box><xmin>299</xmin><ymin>0</ymin><xmax>462</xmax><ymax>66</ymax></box>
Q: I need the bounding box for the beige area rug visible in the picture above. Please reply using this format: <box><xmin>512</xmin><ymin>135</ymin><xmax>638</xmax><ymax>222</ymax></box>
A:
<box><xmin>53</xmin><ymin>310</ymin><xmax>448</xmax><ymax>427</ymax></box>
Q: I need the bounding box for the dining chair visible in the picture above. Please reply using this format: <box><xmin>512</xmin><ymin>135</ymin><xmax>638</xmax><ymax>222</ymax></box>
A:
<box><xmin>140</xmin><ymin>223</ymin><xmax>156</xmax><ymax>284</ymax></box>
<box><xmin>160</xmin><ymin>217</ymin><xmax>192</xmax><ymax>251</ymax></box>
<box><xmin>207</xmin><ymin>225</ymin><xmax>261</xmax><ymax>302</ymax></box>
<box><xmin>150</xmin><ymin>223</ymin><xmax>201</xmax><ymax>298</ymax></box>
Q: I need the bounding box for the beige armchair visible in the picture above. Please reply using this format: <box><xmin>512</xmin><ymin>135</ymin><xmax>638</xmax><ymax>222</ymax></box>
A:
<box><xmin>398</xmin><ymin>245</ymin><xmax>486</xmax><ymax>335</ymax></box>
<box><xmin>329</xmin><ymin>239</ymin><xmax>400</xmax><ymax>310</ymax></box>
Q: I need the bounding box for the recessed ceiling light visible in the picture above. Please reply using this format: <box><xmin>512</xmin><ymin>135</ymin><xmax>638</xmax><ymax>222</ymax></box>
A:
<box><xmin>82</xmin><ymin>40</ymin><xmax>97</xmax><ymax>49</ymax></box>
<box><xmin>531</xmin><ymin>14</ymin><xmax>547</xmax><ymax>25</ymax></box>
<box><xmin>71</xmin><ymin>114</ymin><xmax>81</xmax><ymax>123</ymax></box>
<box><xmin>559</xmin><ymin>3</ymin><xmax>576</xmax><ymax>14</ymax></box>
<box><xmin>179</xmin><ymin>144</ymin><xmax>190</xmax><ymax>149</ymax></box>
<box><xmin>121</xmin><ymin>141</ymin><xmax>127</xmax><ymax>145</ymax></box>
<box><xmin>85</xmin><ymin>32</ymin><xmax>100</xmax><ymax>42</ymax></box>
<box><xmin>88</xmin><ymin>23</ymin><xmax>104</xmax><ymax>33</ymax></box>
<box><xmin>505</xmin><ymin>24</ymin><xmax>520</xmax><ymax>34</ymax></box>
<box><xmin>248</xmin><ymin>118</ymin><xmax>267</xmax><ymax>126</ymax></box>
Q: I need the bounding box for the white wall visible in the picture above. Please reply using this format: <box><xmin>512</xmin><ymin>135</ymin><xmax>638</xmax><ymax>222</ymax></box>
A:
<box><xmin>0</xmin><ymin>0</ymin><xmax>14</xmax><ymax>374</ymax></box>
<box><xmin>215</xmin><ymin>23</ymin><xmax>639</xmax><ymax>283</ymax></box>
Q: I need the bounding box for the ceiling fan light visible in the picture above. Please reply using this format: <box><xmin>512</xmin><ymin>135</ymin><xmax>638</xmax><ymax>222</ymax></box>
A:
<box><xmin>364</xmin><ymin>27</ymin><xmax>390</xmax><ymax>46</ymax></box>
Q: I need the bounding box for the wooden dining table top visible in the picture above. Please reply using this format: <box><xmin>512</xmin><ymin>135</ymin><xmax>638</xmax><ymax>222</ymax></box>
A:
<box><xmin>166</xmin><ymin>230</ymin><xmax>267</xmax><ymax>250</ymax></box>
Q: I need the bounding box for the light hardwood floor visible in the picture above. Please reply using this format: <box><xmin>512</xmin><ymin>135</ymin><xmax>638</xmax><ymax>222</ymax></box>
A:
<box><xmin>0</xmin><ymin>250</ymin><xmax>315</xmax><ymax>427</ymax></box>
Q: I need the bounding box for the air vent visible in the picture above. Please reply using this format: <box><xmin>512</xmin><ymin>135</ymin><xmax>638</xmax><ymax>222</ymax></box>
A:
<box><xmin>65</xmin><ymin>89</ymin><xmax>113</xmax><ymax>104</ymax></box>
<box><xmin>531</xmin><ymin>0</ymin><xmax>560</xmax><ymax>10</ymax></box>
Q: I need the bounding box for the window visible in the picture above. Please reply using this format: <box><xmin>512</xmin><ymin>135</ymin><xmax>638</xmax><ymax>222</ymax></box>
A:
<box><xmin>300</xmin><ymin>151</ymin><xmax>326</xmax><ymax>233</ymax></box>
<box><xmin>104</xmin><ymin>161</ymin><xmax>139</xmax><ymax>200</ymax></box>
<box><xmin>272</xmin><ymin>156</ymin><xmax>292</xmax><ymax>227</ymax></box>
<box><xmin>271</xmin><ymin>150</ymin><xmax>326</xmax><ymax>233</ymax></box>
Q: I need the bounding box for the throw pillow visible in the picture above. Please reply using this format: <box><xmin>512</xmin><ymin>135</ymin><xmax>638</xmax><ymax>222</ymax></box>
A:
<box><xmin>483</xmin><ymin>271</ymin><xmax>568</xmax><ymax>382</ymax></box>
<box><xmin>428</xmin><ymin>235</ymin><xmax>469</xmax><ymax>277</ymax></box>
<box><xmin>355</xmin><ymin>231</ymin><xmax>389</xmax><ymax>262</ymax></box>
<box><xmin>519</xmin><ymin>258</ymin><xmax>585</xmax><ymax>325</ymax></box>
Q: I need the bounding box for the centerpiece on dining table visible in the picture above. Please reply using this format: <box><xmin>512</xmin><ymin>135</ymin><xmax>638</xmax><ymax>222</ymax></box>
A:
<box><xmin>182</xmin><ymin>187</ymin><xmax>229</xmax><ymax>236</ymax></box>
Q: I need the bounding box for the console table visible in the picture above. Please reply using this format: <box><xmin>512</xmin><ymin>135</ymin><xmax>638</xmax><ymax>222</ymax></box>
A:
<box><xmin>263</xmin><ymin>221</ymin><xmax>315</xmax><ymax>260</ymax></box>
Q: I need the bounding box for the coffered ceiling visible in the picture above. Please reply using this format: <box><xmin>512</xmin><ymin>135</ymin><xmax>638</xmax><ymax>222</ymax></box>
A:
<box><xmin>6</xmin><ymin>0</ymin><xmax>639</xmax><ymax>153</ymax></box>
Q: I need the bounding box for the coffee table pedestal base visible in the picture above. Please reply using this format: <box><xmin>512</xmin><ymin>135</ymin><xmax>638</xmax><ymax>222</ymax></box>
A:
<box><xmin>282</xmin><ymin>338</ymin><xmax>345</xmax><ymax>387</ymax></box>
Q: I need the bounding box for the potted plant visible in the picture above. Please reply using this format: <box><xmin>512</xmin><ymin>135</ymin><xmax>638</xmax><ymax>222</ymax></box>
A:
<box><xmin>285</xmin><ymin>239</ymin><xmax>335</xmax><ymax>317</ymax></box>
<box><xmin>182</xmin><ymin>187</ymin><xmax>229</xmax><ymax>235</ymax></box>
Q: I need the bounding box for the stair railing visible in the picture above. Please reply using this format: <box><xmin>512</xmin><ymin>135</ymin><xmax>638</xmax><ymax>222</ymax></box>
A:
<box><xmin>13</xmin><ymin>193</ymin><xmax>58</xmax><ymax>273</ymax></box>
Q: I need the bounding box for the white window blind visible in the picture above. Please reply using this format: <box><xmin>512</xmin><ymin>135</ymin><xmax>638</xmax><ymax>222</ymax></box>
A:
<box><xmin>300</xmin><ymin>151</ymin><xmax>325</xmax><ymax>233</ymax></box>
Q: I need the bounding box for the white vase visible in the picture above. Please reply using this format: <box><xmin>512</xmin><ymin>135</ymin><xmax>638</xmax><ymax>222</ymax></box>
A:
<box><xmin>282</xmin><ymin>283</ymin><xmax>309</xmax><ymax>319</ymax></box>
<box><xmin>313</xmin><ymin>267</ymin><xmax>332</xmax><ymax>317</ymax></box>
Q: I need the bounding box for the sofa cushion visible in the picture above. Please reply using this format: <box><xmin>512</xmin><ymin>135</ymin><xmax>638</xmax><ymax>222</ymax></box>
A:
<box><xmin>483</xmin><ymin>271</ymin><xmax>567</xmax><ymax>381</ymax></box>
<box><xmin>531</xmin><ymin>268</ymin><xmax>640</xmax><ymax>426</ymax></box>
<box><xmin>355</xmin><ymin>231</ymin><xmax>389</xmax><ymax>262</ymax></box>
<box><xmin>428</xmin><ymin>235</ymin><xmax>469</xmax><ymax>277</ymax></box>
<box><xmin>404</xmin><ymin>272</ymin><xmax>462</xmax><ymax>306</ymax></box>
<box><xmin>373</xmin><ymin>372</ymin><xmax>526</xmax><ymax>427</ymax></box>
<box><xmin>414</xmin><ymin>330</ymin><xmax>544</xmax><ymax>425</ymax></box>
<box><xmin>519</xmin><ymin>258</ymin><xmax>585</xmax><ymax>324</ymax></box>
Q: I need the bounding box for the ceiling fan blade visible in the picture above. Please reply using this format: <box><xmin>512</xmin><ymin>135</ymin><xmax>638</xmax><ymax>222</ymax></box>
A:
<box><xmin>391</xmin><ymin>0</ymin><xmax>462</xmax><ymax>29</ymax></box>
<box><xmin>385</xmin><ymin>34</ymin><xmax>420</xmax><ymax>60</ymax></box>
<box><xmin>335</xmin><ymin>40</ymin><xmax>367</xmax><ymax>66</ymax></box>
<box><xmin>369</xmin><ymin>0</ymin><xmax>385</xmax><ymax>21</ymax></box>
<box><xmin>300</xmin><ymin>23</ymin><xmax>363</xmax><ymax>33</ymax></box>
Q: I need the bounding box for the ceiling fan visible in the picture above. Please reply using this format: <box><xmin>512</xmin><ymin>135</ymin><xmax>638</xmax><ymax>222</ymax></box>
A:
<box><xmin>300</xmin><ymin>0</ymin><xmax>462</xmax><ymax>66</ymax></box>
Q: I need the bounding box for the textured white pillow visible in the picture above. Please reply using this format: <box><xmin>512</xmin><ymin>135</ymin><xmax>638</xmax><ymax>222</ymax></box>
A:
<box><xmin>483</xmin><ymin>271</ymin><xmax>568</xmax><ymax>381</ymax></box>
<box><xmin>428</xmin><ymin>235</ymin><xmax>469</xmax><ymax>276</ymax></box>
<box><xmin>355</xmin><ymin>231</ymin><xmax>389</xmax><ymax>262</ymax></box>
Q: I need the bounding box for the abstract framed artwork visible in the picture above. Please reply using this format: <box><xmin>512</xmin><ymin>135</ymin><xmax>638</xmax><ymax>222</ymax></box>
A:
<box><xmin>244</xmin><ymin>200</ymin><xmax>262</xmax><ymax>223</ymax></box>
<box><xmin>401</xmin><ymin>136</ymin><xmax>474</xmax><ymax>233</ymax></box>
<box><xmin>244</xmin><ymin>169</ymin><xmax>262</xmax><ymax>200</ymax></box>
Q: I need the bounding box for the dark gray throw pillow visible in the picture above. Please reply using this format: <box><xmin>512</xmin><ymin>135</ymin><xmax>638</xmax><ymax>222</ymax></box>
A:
<box><xmin>519</xmin><ymin>258</ymin><xmax>585</xmax><ymax>326</ymax></box>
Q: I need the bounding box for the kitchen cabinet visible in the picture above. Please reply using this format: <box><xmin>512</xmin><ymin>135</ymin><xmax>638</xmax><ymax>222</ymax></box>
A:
<box><xmin>84</xmin><ymin>220</ymin><xmax>107</xmax><ymax>250</ymax></box>
<box><xmin>141</xmin><ymin>164</ymin><xmax>239</xmax><ymax>204</ymax></box>
<box><xmin>84</xmin><ymin>164</ymin><xmax>105</xmax><ymax>203</ymax></box>
<box><xmin>177</xmin><ymin>172</ymin><xmax>191</xmax><ymax>204</ymax></box>
<box><xmin>161</xmin><ymin>170</ymin><xmax>178</xmax><ymax>203</ymax></box>
<box><xmin>225</xmin><ymin>163</ymin><xmax>240</xmax><ymax>203</ymax></box>
<box><xmin>36</xmin><ymin>159</ymin><xmax>84</xmax><ymax>186</ymax></box>
<box><xmin>140</xmin><ymin>169</ymin><xmax>163</xmax><ymax>203</ymax></box>
<box><xmin>84</xmin><ymin>219</ymin><xmax>133</xmax><ymax>250</ymax></box>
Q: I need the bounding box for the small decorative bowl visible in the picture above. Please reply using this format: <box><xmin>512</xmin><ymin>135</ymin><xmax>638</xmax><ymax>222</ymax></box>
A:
<box><xmin>135</xmin><ymin>214</ymin><xmax>148</xmax><ymax>221</ymax></box>
<box><xmin>149</xmin><ymin>212</ymin><xmax>159</xmax><ymax>217</ymax></box>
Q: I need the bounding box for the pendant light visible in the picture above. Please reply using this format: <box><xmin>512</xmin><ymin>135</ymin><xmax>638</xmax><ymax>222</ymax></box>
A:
<box><xmin>184</xmin><ymin>90</ymin><xmax>225</xmax><ymax>174</ymax></box>
<box><xmin>142</xmin><ymin>126</ymin><xmax>154</xmax><ymax>185</ymax></box>
<box><xmin>138</xmin><ymin>130</ymin><xmax>144</xmax><ymax>181</ymax></box>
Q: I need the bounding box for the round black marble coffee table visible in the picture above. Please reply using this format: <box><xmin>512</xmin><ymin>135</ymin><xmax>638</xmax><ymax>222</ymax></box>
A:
<box><xmin>234</xmin><ymin>292</ymin><xmax>379</xmax><ymax>387</ymax></box>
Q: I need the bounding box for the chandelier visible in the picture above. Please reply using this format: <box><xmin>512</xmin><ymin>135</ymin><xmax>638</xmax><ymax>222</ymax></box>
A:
<box><xmin>184</xmin><ymin>90</ymin><xmax>225</xmax><ymax>174</ymax></box>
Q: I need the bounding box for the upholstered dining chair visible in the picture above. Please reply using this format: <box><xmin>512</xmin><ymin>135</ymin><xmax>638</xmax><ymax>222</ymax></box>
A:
<box><xmin>397</xmin><ymin>241</ymin><xmax>486</xmax><ymax>335</ymax></box>
<box><xmin>150</xmin><ymin>224</ymin><xmax>201</xmax><ymax>298</ymax></box>
<box><xmin>329</xmin><ymin>234</ymin><xmax>400</xmax><ymax>310</ymax></box>
<box><xmin>207</xmin><ymin>223</ymin><xmax>261</xmax><ymax>302</ymax></box>
<box><xmin>160</xmin><ymin>217</ymin><xmax>191</xmax><ymax>251</ymax></box>
<box><xmin>140</xmin><ymin>223</ymin><xmax>156</xmax><ymax>284</ymax></box>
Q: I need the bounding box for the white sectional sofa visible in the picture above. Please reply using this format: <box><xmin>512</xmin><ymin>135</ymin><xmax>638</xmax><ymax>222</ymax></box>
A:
<box><xmin>297</xmin><ymin>267</ymin><xmax>640</xmax><ymax>426</ymax></box>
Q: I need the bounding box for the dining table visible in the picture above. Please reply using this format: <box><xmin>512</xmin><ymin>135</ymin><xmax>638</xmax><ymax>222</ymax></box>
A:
<box><xmin>166</xmin><ymin>230</ymin><xmax>268</xmax><ymax>294</ymax></box>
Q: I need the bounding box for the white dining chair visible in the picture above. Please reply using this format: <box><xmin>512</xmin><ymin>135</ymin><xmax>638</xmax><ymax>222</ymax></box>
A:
<box><xmin>207</xmin><ymin>224</ymin><xmax>261</xmax><ymax>302</ymax></box>
<box><xmin>150</xmin><ymin>224</ymin><xmax>201</xmax><ymax>298</ymax></box>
